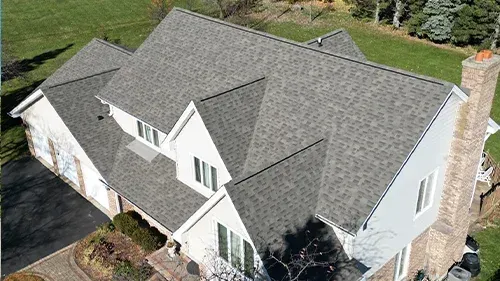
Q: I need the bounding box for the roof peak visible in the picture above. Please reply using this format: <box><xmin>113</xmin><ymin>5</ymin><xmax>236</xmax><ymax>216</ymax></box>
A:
<box><xmin>171</xmin><ymin>7</ymin><xmax>450</xmax><ymax>87</ymax></box>
<box><xmin>93</xmin><ymin>38</ymin><xmax>134</xmax><ymax>56</ymax></box>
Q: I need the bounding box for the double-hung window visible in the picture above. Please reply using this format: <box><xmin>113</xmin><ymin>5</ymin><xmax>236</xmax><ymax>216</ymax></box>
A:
<box><xmin>137</xmin><ymin>120</ymin><xmax>159</xmax><ymax>147</ymax></box>
<box><xmin>217</xmin><ymin>222</ymin><xmax>255</xmax><ymax>278</ymax></box>
<box><xmin>193</xmin><ymin>157</ymin><xmax>218</xmax><ymax>191</ymax></box>
<box><xmin>415</xmin><ymin>169</ymin><xmax>438</xmax><ymax>216</ymax></box>
<box><xmin>394</xmin><ymin>245</ymin><xmax>410</xmax><ymax>281</ymax></box>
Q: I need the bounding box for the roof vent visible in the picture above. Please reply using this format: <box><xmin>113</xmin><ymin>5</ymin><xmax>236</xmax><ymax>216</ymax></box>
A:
<box><xmin>317</xmin><ymin>37</ymin><xmax>322</xmax><ymax>47</ymax></box>
<box><xmin>97</xmin><ymin>115</ymin><xmax>105</xmax><ymax>120</ymax></box>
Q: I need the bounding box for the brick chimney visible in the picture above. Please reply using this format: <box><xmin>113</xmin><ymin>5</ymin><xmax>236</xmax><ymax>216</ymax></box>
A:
<box><xmin>426</xmin><ymin>52</ymin><xmax>500</xmax><ymax>278</ymax></box>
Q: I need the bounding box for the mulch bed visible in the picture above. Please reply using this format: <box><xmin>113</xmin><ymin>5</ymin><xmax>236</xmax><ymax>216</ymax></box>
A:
<box><xmin>74</xmin><ymin>230</ymin><xmax>150</xmax><ymax>281</ymax></box>
<box><xmin>4</xmin><ymin>273</ymin><xmax>45</xmax><ymax>281</ymax></box>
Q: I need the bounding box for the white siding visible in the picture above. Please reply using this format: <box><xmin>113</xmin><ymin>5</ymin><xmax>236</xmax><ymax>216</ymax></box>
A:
<box><xmin>353</xmin><ymin>94</ymin><xmax>462</xmax><ymax>277</ymax></box>
<box><xmin>180</xmin><ymin>190</ymin><xmax>264</xmax><ymax>279</ymax></box>
<box><xmin>175</xmin><ymin>109</ymin><xmax>231</xmax><ymax>197</ymax></box>
<box><xmin>22</xmin><ymin>95</ymin><xmax>110</xmax><ymax>209</ymax></box>
<box><xmin>22</xmin><ymin>96</ymin><xmax>97</xmax><ymax>172</ymax></box>
<box><xmin>110</xmin><ymin>105</ymin><xmax>173</xmax><ymax>159</ymax></box>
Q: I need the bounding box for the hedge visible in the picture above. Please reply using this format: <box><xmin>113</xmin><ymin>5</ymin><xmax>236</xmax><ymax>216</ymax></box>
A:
<box><xmin>112</xmin><ymin>211</ymin><xmax>166</xmax><ymax>252</ymax></box>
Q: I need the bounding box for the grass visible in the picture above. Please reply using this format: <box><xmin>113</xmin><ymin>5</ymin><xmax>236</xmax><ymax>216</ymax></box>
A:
<box><xmin>473</xmin><ymin>205</ymin><xmax>500</xmax><ymax>281</ymax></box>
<box><xmin>1</xmin><ymin>0</ymin><xmax>499</xmax><ymax>165</ymax></box>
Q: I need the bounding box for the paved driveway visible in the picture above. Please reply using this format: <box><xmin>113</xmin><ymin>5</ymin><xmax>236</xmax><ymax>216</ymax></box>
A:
<box><xmin>1</xmin><ymin>157</ymin><xmax>109</xmax><ymax>276</ymax></box>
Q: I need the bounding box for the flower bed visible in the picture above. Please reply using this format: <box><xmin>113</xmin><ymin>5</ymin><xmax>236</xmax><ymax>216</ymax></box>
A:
<box><xmin>4</xmin><ymin>273</ymin><xmax>45</xmax><ymax>281</ymax></box>
<box><xmin>74</xmin><ymin>220</ymin><xmax>156</xmax><ymax>281</ymax></box>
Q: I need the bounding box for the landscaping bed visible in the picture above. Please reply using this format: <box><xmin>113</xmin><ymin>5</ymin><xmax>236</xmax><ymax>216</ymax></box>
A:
<box><xmin>4</xmin><ymin>274</ymin><xmax>45</xmax><ymax>281</ymax></box>
<box><xmin>74</xmin><ymin>211</ymin><xmax>167</xmax><ymax>281</ymax></box>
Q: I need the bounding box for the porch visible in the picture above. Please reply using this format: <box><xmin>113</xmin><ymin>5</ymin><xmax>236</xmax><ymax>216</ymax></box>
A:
<box><xmin>147</xmin><ymin>246</ymin><xmax>201</xmax><ymax>281</ymax></box>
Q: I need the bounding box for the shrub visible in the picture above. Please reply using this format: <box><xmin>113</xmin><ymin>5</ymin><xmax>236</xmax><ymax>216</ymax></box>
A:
<box><xmin>113</xmin><ymin>213</ymin><xmax>139</xmax><ymax>236</ymax></box>
<box><xmin>113</xmin><ymin>261</ymin><xmax>153</xmax><ymax>281</ymax></box>
<box><xmin>112</xmin><ymin>212</ymin><xmax>167</xmax><ymax>252</ymax></box>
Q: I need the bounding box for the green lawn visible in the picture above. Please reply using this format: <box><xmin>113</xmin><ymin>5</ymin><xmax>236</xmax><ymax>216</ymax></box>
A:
<box><xmin>2</xmin><ymin>0</ymin><xmax>500</xmax><ymax>166</ymax></box>
<box><xmin>474</xmin><ymin>222</ymin><xmax>500</xmax><ymax>281</ymax></box>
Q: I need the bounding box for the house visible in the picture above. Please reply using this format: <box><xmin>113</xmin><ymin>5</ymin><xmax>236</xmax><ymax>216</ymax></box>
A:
<box><xmin>9</xmin><ymin>7</ymin><xmax>500</xmax><ymax>281</ymax></box>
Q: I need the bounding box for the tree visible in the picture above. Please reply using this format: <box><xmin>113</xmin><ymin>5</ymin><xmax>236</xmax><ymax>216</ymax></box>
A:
<box><xmin>345</xmin><ymin>0</ymin><xmax>377</xmax><ymax>19</ymax></box>
<box><xmin>491</xmin><ymin>3</ymin><xmax>500</xmax><ymax>49</ymax></box>
<box><xmin>393</xmin><ymin>0</ymin><xmax>404</xmax><ymax>28</ymax></box>
<box><xmin>405</xmin><ymin>0</ymin><xmax>428</xmax><ymax>36</ymax></box>
<box><xmin>451</xmin><ymin>0</ymin><xmax>499</xmax><ymax>47</ymax></box>
<box><xmin>421</xmin><ymin>0</ymin><xmax>462</xmax><ymax>42</ymax></box>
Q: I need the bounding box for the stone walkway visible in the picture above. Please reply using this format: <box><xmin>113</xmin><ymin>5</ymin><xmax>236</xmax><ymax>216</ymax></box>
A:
<box><xmin>20</xmin><ymin>243</ymin><xmax>91</xmax><ymax>281</ymax></box>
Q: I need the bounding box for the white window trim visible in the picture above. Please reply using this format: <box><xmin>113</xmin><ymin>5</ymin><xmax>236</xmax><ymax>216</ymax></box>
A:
<box><xmin>394</xmin><ymin>244</ymin><xmax>411</xmax><ymax>281</ymax></box>
<box><xmin>136</xmin><ymin>119</ymin><xmax>161</xmax><ymax>148</ymax></box>
<box><xmin>214</xmin><ymin>219</ymin><xmax>255</xmax><ymax>280</ymax></box>
<box><xmin>193</xmin><ymin>156</ymin><xmax>218</xmax><ymax>191</ymax></box>
<box><xmin>414</xmin><ymin>168</ymin><xmax>439</xmax><ymax>220</ymax></box>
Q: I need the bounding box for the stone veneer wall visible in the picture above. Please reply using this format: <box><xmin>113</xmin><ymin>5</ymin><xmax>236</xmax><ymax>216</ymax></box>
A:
<box><xmin>427</xmin><ymin>55</ymin><xmax>500</xmax><ymax>278</ymax></box>
<box><xmin>47</xmin><ymin>139</ymin><xmax>59</xmax><ymax>175</ymax></box>
<box><xmin>24</xmin><ymin>123</ymin><xmax>36</xmax><ymax>156</ymax></box>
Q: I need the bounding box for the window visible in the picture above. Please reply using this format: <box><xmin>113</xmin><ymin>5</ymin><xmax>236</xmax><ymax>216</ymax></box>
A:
<box><xmin>415</xmin><ymin>169</ymin><xmax>438</xmax><ymax>216</ymax></box>
<box><xmin>136</xmin><ymin>120</ymin><xmax>160</xmax><ymax>147</ymax></box>
<box><xmin>394</xmin><ymin>245</ymin><xmax>410</xmax><ymax>281</ymax></box>
<box><xmin>217</xmin><ymin>222</ymin><xmax>254</xmax><ymax>278</ymax></box>
<box><xmin>193</xmin><ymin>156</ymin><xmax>218</xmax><ymax>191</ymax></box>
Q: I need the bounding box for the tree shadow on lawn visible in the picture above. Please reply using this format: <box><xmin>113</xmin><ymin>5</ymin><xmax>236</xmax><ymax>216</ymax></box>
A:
<box><xmin>1</xmin><ymin>43</ymin><xmax>74</xmax><ymax>82</ymax></box>
<box><xmin>1</xmin><ymin>80</ymin><xmax>45</xmax><ymax>164</ymax></box>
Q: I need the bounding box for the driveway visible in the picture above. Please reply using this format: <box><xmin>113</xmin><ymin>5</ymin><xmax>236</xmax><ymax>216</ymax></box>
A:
<box><xmin>1</xmin><ymin>157</ymin><xmax>109</xmax><ymax>277</ymax></box>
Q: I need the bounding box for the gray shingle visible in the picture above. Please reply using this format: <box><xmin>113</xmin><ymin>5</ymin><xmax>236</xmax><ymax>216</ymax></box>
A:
<box><xmin>43</xmin><ymin>70</ymin><xmax>123</xmax><ymax>178</ymax></box>
<box><xmin>40</xmin><ymin>39</ymin><xmax>132</xmax><ymax>89</ymax></box>
<box><xmin>306</xmin><ymin>29</ymin><xmax>367</xmax><ymax>61</ymax></box>
<box><xmin>195</xmin><ymin>77</ymin><xmax>267</xmax><ymax>176</ymax></box>
<box><xmin>44</xmin><ymin>70</ymin><xmax>206</xmax><ymax>231</ymax></box>
<box><xmin>97</xmin><ymin>8</ymin><xmax>454</xmax><ymax>234</ymax></box>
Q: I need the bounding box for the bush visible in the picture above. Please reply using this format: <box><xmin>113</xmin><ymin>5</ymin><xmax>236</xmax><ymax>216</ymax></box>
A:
<box><xmin>113</xmin><ymin>261</ymin><xmax>153</xmax><ymax>281</ymax></box>
<box><xmin>112</xmin><ymin>212</ymin><xmax>167</xmax><ymax>252</ymax></box>
<box><xmin>113</xmin><ymin>212</ymin><xmax>139</xmax><ymax>236</ymax></box>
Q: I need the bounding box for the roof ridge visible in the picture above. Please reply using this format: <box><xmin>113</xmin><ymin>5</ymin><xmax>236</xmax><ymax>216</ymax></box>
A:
<box><xmin>306</xmin><ymin>29</ymin><xmax>344</xmax><ymax>45</ymax></box>
<box><xmin>172</xmin><ymin>8</ymin><xmax>449</xmax><ymax>87</ymax></box>
<box><xmin>46</xmin><ymin>68</ymin><xmax>120</xmax><ymax>89</ymax></box>
<box><xmin>94</xmin><ymin>38</ymin><xmax>134</xmax><ymax>56</ymax></box>
<box><xmin>233</xmin><ymin>138</ymin><xmax>325</xmax><ymax>185</ymax></box>
<box><xmin>199</xmin><ymin>76</ymin><xmax>266</xmax><ymax>102</ymax></box>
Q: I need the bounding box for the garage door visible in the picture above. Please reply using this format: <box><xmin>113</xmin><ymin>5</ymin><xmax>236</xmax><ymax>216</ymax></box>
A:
<box><xmin>30</xmin><ymin>126</ymin><xmax>53</xmax><ymax>166</ymax></box>
<box><xmin>56</xmin><ymin>148</ymin><xmax>79</xmax><ymax>187</ymax></box>
<box><xmin>81</xmin><ymin>164</ymin><xmax>109</xmax><ymax>210</ymax></box>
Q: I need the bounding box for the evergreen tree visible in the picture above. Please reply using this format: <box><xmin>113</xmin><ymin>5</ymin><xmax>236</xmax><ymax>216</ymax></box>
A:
<box><xmin>405</xmin><ymin>0</ymin><xmax>427</xmax><ymax>36</ymax></box>
<box><xmin>452</xmin><ymin>0</ymin><xmax>499</xmax><ymax>47</ymax></box>
<box><xmin>421</xmin><ymin>0</ymin><xmax>462</xmax><ymax>42</ymax></box>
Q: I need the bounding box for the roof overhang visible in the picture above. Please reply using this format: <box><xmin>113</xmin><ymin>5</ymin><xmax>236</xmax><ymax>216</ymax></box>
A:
<box><xmin>8</xmin><ymin>89</ymin><xmax>44</xmax><ymax>118</ymax></box>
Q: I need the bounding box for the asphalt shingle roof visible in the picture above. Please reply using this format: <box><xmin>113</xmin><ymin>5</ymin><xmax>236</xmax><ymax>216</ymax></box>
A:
<box><xmin>40</xmin><ymin>39</ymin><xmax>132</xmax><ymax>88</ymax></box>
<box><xmin>98</xmin><ymin>8</ymin><xmax>453</xmax><ymax>232</ymax></box>
<box><xmin>38</xmin><ymin>7</ymin><xmax>456</xmax><ymax>252</ymax></box>
<box><xmin>41</xmin><ymin>41</ymin><xmax>206</xmax><ymax>231</ymax></box>
<box><xmin>195</xmin><ymin>77</ymin><xmax>267</xmax><ymax>176</ymax></box>
<box><xmin>306</xmin><ymin>29</ymin><xmax>366</xmax><ymax>61</ymax></box>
